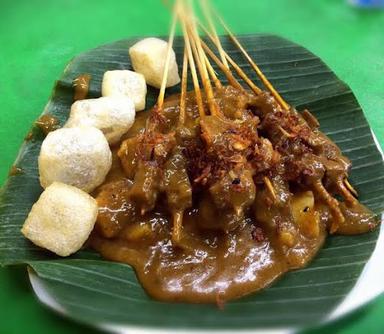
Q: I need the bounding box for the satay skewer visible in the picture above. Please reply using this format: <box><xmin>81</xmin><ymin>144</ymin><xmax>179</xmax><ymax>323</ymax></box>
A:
<box><xmin>263</xmin><ymin>176</ymin><xmax>277</xmax><ymax>201</ymax></box>
<box><xmin>344</xmin><ymin>178</ymin><xmax>358</xmax><ymax>198</ymax></box>
<box><xmin>188</xmin><ymin>17</ymin><xmax>222</xmax><ymax>89</ymax></box>
<box><xmin>213</xmin><ymin>12</ymin><xmax>289</xmax><ymax>111</ymax></box>
<box><xmin>313</xmin><ymin>180</ymin><xmax>345</xmax><ymax>233</ymax></box>
<box><xmin>172</xmin><ymin>211</ymin><xmax>184</xmax><ymax>244</ymax></box>
<box><xmin>210</xmin><ymin>16</ymin><xmax>356</xmax><ymax>211</ymax></box>
<box><xmin>184</xmin><ymin>0</ymin><xmax>351</xmax><ymax>234</ymax></box>
<box><xmin>200</xmin><ymin>40</ymin><xmax>243</xmax><ymax>90</ymax></box>
<box><xmin>170</xmin><ymin>0</ymin><xmax>206</xmax><ymax>246</ymax></box>
<box><xmin>204</xmin><ymin>53</ymin><xmax>222</xmax><ymax>88</ymax></box>
<box><xmin>195</xmin><ymin>5</ymin><xmax>278</xmax><ymax>200</ymax></box>
<box><xmin>178</xmin><ymin>46</ymin><xmax>189</xmax><ymax>126</ymax></box>
<box><xmin>278</xmin><ymin>125</ymin><xmax>295</xmax><ymax>138</ymax></box>
<box><xmin>185</xmin><ymin>3</ymin><xmax>220</xmax><ymax>116</ymax></box>
<box><xmin>184</xmin><ymin>3</ymin><xmax>221</xmax><ymax>89</ymax></box>
<box><xmin>172</xmin><ymin>48</ymin><xmax>188</xmax><ymax>243</ymax></box>
<box><xmin>206</xmin><ymin>10</ymin><xmax>356</xmax><ymax>214</ymax></box>
<box><xmin>179</xmin><ymin>2</ymin><xmax>205</xmax><ymax>118</ymax></box>
<box><xmin>199</xmin><ymin>0</ymin><xmax>230</xmax><ymax>70</ymax></box>
<box><xmin>157</xmin><ymin>0</ymin><xmax>178</xmax><ymax>112</ymax></box>
<box><xmin>198</xmin><ymin>22</ymin><xmax>261</xmax><ymax>95</ymax></box>
<box><xmin>337</xmin><ymin>178</ymin><xmax>358</xmax><ymax>205</ymax></box>
<box><xmin>188</xmin><ymin>24</ymin><xmax>218</xmax><ymax>95</ymax></box>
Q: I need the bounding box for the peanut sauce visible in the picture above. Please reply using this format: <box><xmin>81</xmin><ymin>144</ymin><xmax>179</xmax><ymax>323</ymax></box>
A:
<box><xmin>90</xmin><ymin>87</ymin><xmax>378</xmax><ymax>303</ymax></box>
<box><xmin>25</xmin><ymin>130</ymin><xmax>34</xmax><ymax>141</ymax></box>
<box><xmin>9</xmin><ymin>165</ymin><xmax>23</xmax><ymax>176</ymax></box>
<box><xmin>73</xmin><ymin>74</ymin><xmax>91</xmax><ymax>101</ymax></box>
<box><xmin>35</xmin><ymin>114</ymin><xmax>59</xmax><ymax>135</ymax></box>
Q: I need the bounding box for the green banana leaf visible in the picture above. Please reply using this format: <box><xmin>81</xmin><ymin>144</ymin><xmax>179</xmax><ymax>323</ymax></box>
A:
<box><xmin>0</xmin><ymin>34</ymin><xmax>383</xmax><ymax>332</ymax></box>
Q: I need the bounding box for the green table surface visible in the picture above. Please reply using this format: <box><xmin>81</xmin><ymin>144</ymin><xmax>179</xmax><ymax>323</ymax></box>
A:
<box><xmin>1</xmin><ymin>0</ymin><xmax>383</xmax><ymax>333</ymax></box>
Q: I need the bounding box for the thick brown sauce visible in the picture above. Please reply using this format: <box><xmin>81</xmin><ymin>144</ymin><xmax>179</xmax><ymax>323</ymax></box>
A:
<box><xmin>9</xmin><ymin>165</ymin><xmax>23</xmax><ymax>176</ymax></box>
<box><xmin>90</xmin><ymin>88</ymin><xmax>377</xmax><ymax>303</ymax></box>
<box><xmin>35</xmin><ymin>114</ymin><xmax>59</xmax><ymax>135</ymax></box>
<box><xmin>73</xmin><ymin>74</ymin><xmax>91</xmax><ymax>101</ymax></box>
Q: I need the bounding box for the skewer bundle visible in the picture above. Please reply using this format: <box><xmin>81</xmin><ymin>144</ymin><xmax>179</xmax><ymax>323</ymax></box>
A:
<box><xmin>124</xmin><ymin>0</ymin><xmax>359</xmax><ymax>246</ymax></box>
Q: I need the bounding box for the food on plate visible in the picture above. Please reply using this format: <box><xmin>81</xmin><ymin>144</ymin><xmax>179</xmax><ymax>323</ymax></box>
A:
<box><xmin>129</xmin><ymin>37</ymin><xmax>180</xmax><ymax>88</ymax></box>
<box><xmin>102</xmin><ymin>70</ymin><xmax>147</xmax><ymax>111</ymax></box>
<box><xmin>20</xmin><ymin>0</ymin><xmax>379</xmax><ymax>305</ymax></box>
<box><xmin>38</xmin><ymin>127</ymin><xmax>112</xmax><ymax>192</ymax></box>
<box><xmin>90</xmin><ymin>84</ymin><xmax>377</xmax><ymax>303</ymax></box>
<box><xmin>21</xmin><ymin>182</ymin><xmax>98</xmax><ymax>256</ymax></box>
<box><xmin>65</xmin><ymin>96</ymin><xmax>135</xmax><ymax>144</ymax></box>
<box><xmin>89</xmin><ymin>1</ymin><xmax>378</xmax><ymax>303</ymax></box>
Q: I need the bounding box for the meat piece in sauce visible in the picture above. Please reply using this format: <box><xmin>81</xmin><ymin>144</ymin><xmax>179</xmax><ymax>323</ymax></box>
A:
<box><xmin>208</xmin><ymin>169</ymin><xmax>255</xmax><ymax>231</ymax></box>
<box><xmin>95</xmin><ymin>179</ymin><xmax>135</xmax><ymax>238</ymax></box>
<box><xmin>196</xmin><ymin>169</ymin><xmax>256</xmax><ymax>233</ymax></box>
<box><xmin>128</xmin><ymin>122</ymin><xmax>176</xmax><ymax>214</ymax></box>
<box><xmin>250</xmin><ymin>91</ymin><xmax>359</xmax><ymax>232</ymax></box>
<box><xmin>118</xmin><ymin>137</ymin><xmax>139</xmax><ymax>179</ymax></box>
<box><xmin>129</xmin><ymin>161</ymin><xmax>162</xmax><ymax>215</ymax></box>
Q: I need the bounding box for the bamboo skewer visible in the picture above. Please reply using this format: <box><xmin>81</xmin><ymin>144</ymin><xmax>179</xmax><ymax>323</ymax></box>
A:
<box><xmin>278</xmin><ymin>125</ymin><xmax>295</xmax><ymax>138</ymax></box>
<box><xmin>263</xmin><ymin>176</ymin><xmax>277</xmax><ymax>201</ymax></box>
<box><xmin>221</xmin><ymin>46</ymin><xmax>262</xmax><ymax>94</ymax></box>
<box><xmin>344</xmin><ymin>178</ymin><xmax>358</xmax><ymax>198</ymax></box>
<box><xmin>338</xmin><ymin>180</ymin><xmax>358</xmax><ymax>204</ymax></box>
<box><xmin>187</xmin><ymin>14</ymin><xmax>221</xmax><ymax>90</ymax></box>
<box><xmin>205</xmin><ymin>9</ymin><xmax>352</xmax><ymax>222</ymax></box>
<box><xmin>188</xmin><ymin>25</ymin><xmax>217</xmax><ymax>102</ymax></box>
<box><xmin>196</xmin><ymin>3</ymin><xmax>277</xmax><ymax>200</ymax></box>
<box><xmin>172</xmin><ymin>211</ymin><xmax>184</xmax><ymax>244</ymax></box>
<box><xmin>198</xmin><ymin>22</ymin><xmax>261</xmax><ymax>95</ymax></box>
<box><xmin>190</xmin><ymin>5</ymin><xmax>222</xmax><ymax>89</ymax></box>
<box><xmin>313</xmin><ymin>180</ymin><xmax>344</xmax><ymax>233</ymax></box>
<box><xmin>199</xmin><ymin>0</ymin><xmax>230</xmax><ymax>70</ymax></box>
<box><xmin>178</xmin><ymin>46</ymin><xmax>189</xmax><ymax>126</ymax></box>
<box><xmin>214</xmin><ymin>13</ymin><xmax>289</xmax><ymax>110</ymax></box>
<box><xmin>186</xmin><ymin>5</ymin><xmax>220</xmax><ymax>116</ymax></box>
<box><xmin>204</xmin><ymin>53</ymin><xmax>222</xmax><ymax>88</ymax></box>
<box><xmin>179</xmin><ymin>2</ymin><xmax>205</xmax><ymax>118</ymax></box>
<box><xmin>201</xmin><ymin>40</ymin><xmax>243</xmax><ymax>90</ymax></box>
<box><xmin>163</xmin><ymin>0</ymin><xmax>356</xmax><ymax>239</ymax></box>
<box><xmin>157</xmin><ymin>1</ymin><xmax>178</xmax><ymax>112</ymax></box>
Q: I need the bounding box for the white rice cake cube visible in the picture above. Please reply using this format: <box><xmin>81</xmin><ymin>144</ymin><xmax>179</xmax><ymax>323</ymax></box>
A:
<box><xmin>21</xmin><ymin>182</ymin><xmax>98</xmax><ymax>257</ymax></box>
<box><xmin>66</xmin><ymin>96</ymin><xmax>135</xmax><ymax>144</ymax></box>
<box><xmin>102</xmin><ymin>70</ymin><xmax>146</xmax><ymax>111</ymax></box>
<box><xmin>129</xmin><ymin>37</ymin><xmax>180</xmax><ymax>89</ymax></box>
<box><xmin>39</xmin><ymin>127</ymin><xmax>112</xmax><ymax>193</ymax></box>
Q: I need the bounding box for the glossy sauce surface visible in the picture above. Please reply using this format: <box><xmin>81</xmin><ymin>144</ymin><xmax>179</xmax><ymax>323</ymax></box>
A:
<box><xmin>90</xmin><ymin>87</ymin><xmax>377</xmax><ymax>303</ymax></box>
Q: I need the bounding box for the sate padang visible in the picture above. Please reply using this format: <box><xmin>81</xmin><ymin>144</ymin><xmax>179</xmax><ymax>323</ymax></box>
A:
<box><xmin>90</xmin><ymin>86</ymin><xmax>378</xmax><ymax>303</ymax></box>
